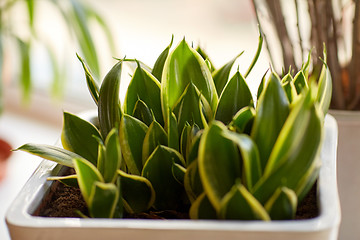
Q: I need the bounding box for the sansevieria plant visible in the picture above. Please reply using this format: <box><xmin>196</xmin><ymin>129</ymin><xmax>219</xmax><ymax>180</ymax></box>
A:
<box><xmin>16</xmin><ymin>34</ymin><xmax>332</xmax><ymax>220</ymax></box>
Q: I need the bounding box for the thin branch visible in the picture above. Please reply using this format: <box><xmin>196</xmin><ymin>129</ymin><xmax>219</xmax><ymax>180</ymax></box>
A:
<box><xmin>314</xmin><ymin>0</ymin><xmax>327</xmax><ymax>55</ymax></box>
<box><xmin>348</xmin><ymin>1</ymin><xmax>360</xmax><ymax>109</ymax></box>
<box><xmin>265</xmin><ymin>0</ymin><xmax>296</xmax><ymax>73</ymax></box>
<box><xmin>307</xmin><ymin>0</ymin><xmax>320</xmax><ymax>67</ymax></box>
<box><xmin>251</xmin><ymin>0</ymin><xmax>277</xmax><ymax>71</ymax></box>
<box><xmin>295</xmin><ymin>0</ymin><xmax>304</xmax><ymax>64</ymax></box>
<box><xmin>335</xmin><ymin>0</ymin><xmax>347</xmax><ymax>62</ymax></box>
<box><xmin>326</xmin><ymin>0</ymin><xmax>345</xmax><ymax>109</ymax></box>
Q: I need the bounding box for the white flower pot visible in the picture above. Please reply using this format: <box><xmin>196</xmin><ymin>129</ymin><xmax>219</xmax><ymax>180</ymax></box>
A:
<box><xmin>330</xmin><ymin>110</ymin><xmax>360</xmax><ymax>240</ymax></box>
<box><xmin>6</xmin><ymin>114</ymin><xmax>340</xmax><ymax>240</ymax></box>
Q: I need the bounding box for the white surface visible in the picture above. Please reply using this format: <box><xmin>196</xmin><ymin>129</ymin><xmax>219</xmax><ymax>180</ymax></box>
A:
<box><xmin>0</xmin><ymin>111</ymin><xmax>61</xmax><ymax>240</ymax></box>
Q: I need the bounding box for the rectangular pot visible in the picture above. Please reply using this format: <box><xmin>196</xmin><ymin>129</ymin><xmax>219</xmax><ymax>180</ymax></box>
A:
<box><xmin>6</xmin><ymin>114</ymin><xmax>340</xmax><ymax>240</ymax></box>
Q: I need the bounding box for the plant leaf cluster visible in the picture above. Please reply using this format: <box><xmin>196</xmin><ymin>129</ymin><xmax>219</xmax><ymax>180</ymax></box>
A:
<box><xmin>17</xmin><ymin>34</ymin><xmax>331</xmax><ymax>220</ymax></box>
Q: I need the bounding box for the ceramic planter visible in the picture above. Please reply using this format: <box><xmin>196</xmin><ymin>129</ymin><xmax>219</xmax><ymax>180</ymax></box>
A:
<box><xmin>330</xmin><ymin>110</ymin><xmax>359</xmax><ymax>240</ymax></box>
<box><xmin>6</xmin><ymin>114</ymin><xmax>340</xmax><ymax>240</ymax></box>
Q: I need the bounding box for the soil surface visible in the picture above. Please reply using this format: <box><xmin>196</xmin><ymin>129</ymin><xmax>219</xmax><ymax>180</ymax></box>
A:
<box><xmin>34</xmin><ymin>168</ymin><xmax>318</xmax><ymax>220</ymax></box>
<box><xmin>295</xmin><ymin>184</ymin><xmax>319</xmax><ymax>219</ymax></box>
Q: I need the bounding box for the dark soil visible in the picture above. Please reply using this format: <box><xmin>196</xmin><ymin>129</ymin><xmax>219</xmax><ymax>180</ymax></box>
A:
<box><xmin>295</xmin><ymin>184</ymin><xmax>319</xmax><ymax>219</ymax></box>
<box><xmin>33</xmin><ymin>168</ymin><xmax>88</xmax><ymax>218</ymax></box>
<box><xmin>33</xmin><ymin>180</ymin><xmax>88</xmax><ymax>218</ymax></box>
<box><xmin>34</xmin><ymin>168</ymin><xmax>319</xmax><ymax>220</ymax></box>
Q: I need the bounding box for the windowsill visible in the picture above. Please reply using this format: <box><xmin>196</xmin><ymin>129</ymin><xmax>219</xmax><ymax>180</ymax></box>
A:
<box><xmin>4</xmin><ymin>84</ymin><xmax>97</xmax><ymax>128</ymax></box>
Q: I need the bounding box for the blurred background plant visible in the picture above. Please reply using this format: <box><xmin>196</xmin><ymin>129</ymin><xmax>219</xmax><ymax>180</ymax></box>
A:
<box><xmin>0</xmin><ymin>0</ymin><xmax>116</xmax><ymax>113</ymax></box>
<box><xmin>252</xmin><ymin>0</ymin><xmax>360</xmax><ymax>110</ymax></box>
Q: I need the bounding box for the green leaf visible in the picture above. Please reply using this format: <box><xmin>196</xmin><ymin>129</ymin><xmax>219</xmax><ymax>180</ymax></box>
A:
<box><xmin>123</xmin><ymin>59</ymin><xmax>152</xmax><ymax>74</ymax></box>
<box><xmin>264</xmin><ymin>90</ymin><xmax>320</xmax><ymax>177</ymax></box>
<box><xmin>205</xmin><ymin>59</ymin><xmax>212</xmax><ymax>71</ymax></box>
<box><xmin>46</xmin><ymin>43</ymin><xmax>64</xmax><ymax>100</ymax></box>
<box><xmin>295</xmin><ymin>161</ymin><xmax>320</xmax><ymax>203</ymax></box>
<box><xmin>26</xmin><ymin>0</ymin><xmax>35</xmax><ymax>29</ymax></box>
<box><xmin>219</xmin><ymin>183</ymin><xmax>270</xmax><ymax>220</ymax></box>
<box><xmin>265</xmin><ymin>187</ymin><xmax>297</xmax><ymax>220</ymax></box>
<box><xmin>222</xmin><ymin>132</ymin><xmax>262</xmax><ymax>191</ymax></box>
<box><xmin>172</xmin><ymin>163</ymin><xmax>186</xmax><ymax>185</ymax></box>
<box><xmin>47</xmin><ymin>174</ymin><xmax>78</xmax><ymax>188</ymax></box>
<box><xmin>215</xmin><ymin>71</ymin><xmax>253</xmax><ymax>124</ymax></box>
<box><xmin>184</xmin><ymin>160</ymin><xmax>203</xmax><ymax>202</ymax></box>
<box><xmin>198</xmin><ymin>121</ymin><xmax>241</xmax><ymax>211</ymax></box>
<box><xmin>161</xmin><ymin>39</ymin><xmax>218</xmax><ymax>124</ymax></box>
<box><xmin>98</xmin><ymin>60</ymin><xmax>123</xmax><ymax>138</ymax></box>
<box><xmin>167</xmin><ymin>111</ymin><xmax>179</xmax><ymax>151</ymax></box>
<box><xmin>152</xmin><ymin>36</ymin><xmax>173</xmax><ymax>82</ymax></box>
<box><xmin>251</xmin><ymin>72</ymin><xmax>290</xmax><ymax>171</ymax></box>
<box><xmin>302</xmin><ymin>51</ymin><xmax>312</xmax><ymax>79</ymax></box>
<box><xmin>282</xmin><ymin>80</ymin><xmax>297</xmax><ymax>103</ymax></box>
<box><xmin>293</xmin><ymin>71</ymin><xmax>308</xmax><ymax>94</ymax></box>
<box><xmin>124</xmin><ymin>64</ymin><xmax>163</xmax><ymax>125</ymax></box>
<box><xmin>17</xmin><ymin>38</ymin><xmax>31</xmax><ymax>103</ymax></box>
<box><xmin>114</xmin><ymin>176</ymin><xmax>123</xmax><ymax>218</ymax></box>
<box><xmin>118</xmin><ymin>170</ymin><xmax>155</xmax><ymax>213</ymax></box>
<box><xmin>61</xmin><ymin>112</ymin><xmax>101</xmax><ymax>166</ymax></box>
<box><xmin>16</xmin><ymin>144</ymin><xmax>83</xmax><ymax>168</ymax></box>
<box><xmin>103</xmin><ymin>128</ymin><xmax>122</xmax><ymax>183</ymax></box>
<box><xmin>229</xmin><ymin>106</ymin><xmax>255</xmax><ymax>134</ymax></box>
<box><xmin>142</xmin><ymin>145</ymin><xmax>185</xmax><ymax>210</ymax></box>
<box><xmin>142</xmin><ymin>121</ymin><xmax>168</xmax><ymax>165</ymax></box>
<box><xmin>186</xmin><ymin>132</ymin><xmax>202</xmax><ymax>166</ymax></box>
<box><xmin>96</xmin><ymin>139</ymin><xmax>106</xmax><ymax>175</ymax></box>
<box><xmin>212</xmin><ymin>53</ymin><xmax>243</xmax><ymax>96</ymax></box>
<box><xmin>68</xmin><ymin>0</ymin><xmax>100</xmax><ymax>77</ymax></box>
<box><xmin>244</xmin><ymin>28</ymin><xmax>263</xmax><ymax>78</ymax></box>
<box><xmin>253</xmin><ymin>90</ymin><xmax>323</xmax><ymax>204</ymax></box>
<box><xmin>180</xmin><ymin>123</ymin><xmax>200</xmax><ymax>164</ymax></box>
<box><xmin>88</xmin><ymin>182</ymin><xmax>119</xmax><ymax>218</ymax></box>
<box><xmin>316</xmin><ymin>58</ymin><xmax>332</xmax><ymax>115</ymax></box>
<box><xmin>77</xmin><ymin>53</ymin><xmax>99</xmax><ymax>104</ymax></box>
<box><xmin>196</xmin><ymin>46</ymin><xmax>215</xmax><ymax>72</ymax></box>
<box><xmin>173</xmin><ymin>83</ymin><xmax>207</xmax><ymax>132</ymax></box>
<box><xmin>85</xmin><ymin>7</ymin><xmax>117</xmax><ymax>55</ymax></box>
<box><xmin>256</xmin><ymin>70</ymin><xmax>268</xmax><ymax>100</ymax></box>
<box><xmin>119</xmin><ymin>114</ymin><xmax>148</xmax><ymax>175</ymax></box>
<box><xmin>281</xmin><ymin>72</ymin><xmax>293</xmax><ymax>84</ymax></box>
<box><xmin>74</xmin><ymin>210</ymin><xmax>89</xmax><ymax>219</ymax></box>
<box><xmin>132</xmin><ymin>99</ymin><xmax>154</xmax><ymax>126</ymax></box>
<box><xmin>189</xmin><ymin>193</ymin><xmax>217</xmax><ymax>219</ymax></box>
<box><xmin>73</xmin><ymin>158</ymin><xmax>104</xmax><ymax>205</ymax></box>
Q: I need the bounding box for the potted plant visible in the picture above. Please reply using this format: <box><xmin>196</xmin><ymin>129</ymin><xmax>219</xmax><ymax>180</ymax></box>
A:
<box><xmin>251</xmin><ymin>1</ymin><xmax>357</xmax><ymax>238</ymax></box>
<box><xmin>6</xmin><ymin>35</ymin><xmax>340</xmax><ymax>240</ymax></box>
